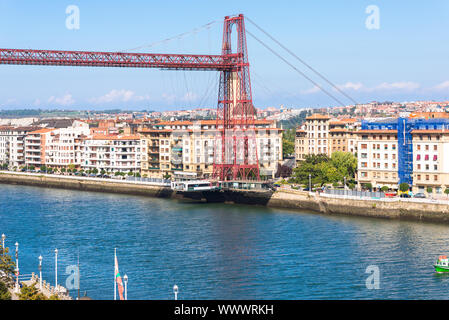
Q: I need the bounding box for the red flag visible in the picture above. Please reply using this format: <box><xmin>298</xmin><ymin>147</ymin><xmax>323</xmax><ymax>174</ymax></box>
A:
<box><xmin>115</xmin><ymin>254</ymin><xmax>124</xmax><ymax>300</ymax></box>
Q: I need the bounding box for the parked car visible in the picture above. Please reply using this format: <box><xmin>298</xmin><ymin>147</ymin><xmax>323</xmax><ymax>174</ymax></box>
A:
<box><xmin>400</xmin><ymin>193</ymin><xmax>411</xmax><ymax>198</ymax></box>
<box><xmin>414</xmin><ymin>193</ymin><xmax>426</xmax><ymax>198</ymax></box>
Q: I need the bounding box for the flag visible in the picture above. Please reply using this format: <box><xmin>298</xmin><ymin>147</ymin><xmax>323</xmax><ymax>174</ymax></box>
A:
<box><xmin>115</xmin><ymin>251</ymin><xmax>125</xmax><ymax>300</ymax></box>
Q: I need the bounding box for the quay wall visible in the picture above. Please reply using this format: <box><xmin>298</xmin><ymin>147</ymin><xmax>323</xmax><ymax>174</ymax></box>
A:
<box><xmin>0</xmin><ymin>172</ymin><xmax>174</xmax><ymax>198</ymax></box>
<box><xmin>2</xmin><ymin>172</ymin><xmax>449</xmax><ymax>223</ymax></box>
<box><xmin>268</xmin><ymin>189</ymin><xmax>449</xmax><ymax>223</ymax></box>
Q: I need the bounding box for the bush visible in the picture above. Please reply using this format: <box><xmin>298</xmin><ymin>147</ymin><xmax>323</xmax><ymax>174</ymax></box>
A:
<box><xmin>362</xmin><ymin>183</ymin><xmax>373</xmax><ymax>191</ymax></box>
<box><xmin>0</xmin><ymin>281</ymin><xmax>11</xmax><ymax>300</ymax></box>
<box><xmin>18</xmin><ymin>283</ymin><xmax>47</xmax><ymax>300</ymax></box>
<box><xmin>426</xmin><ymin>186</ymin><xmax>433</xmax><ymax>194</ymax></box>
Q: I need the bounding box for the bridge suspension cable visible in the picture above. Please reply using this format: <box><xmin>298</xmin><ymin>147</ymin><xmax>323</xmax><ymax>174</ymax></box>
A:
<box><xmin>124</xmin><ymin>20</ymin><xmax>218</xmax><ymax>52</ymax></box>
<box><xmin>246</xmin><ymin>16</ymin><xmax>359</xmax><ymax>106</ymax></box>
<box><xmin>246</xmin><ymin>29</ymin><xmax>347</xmax><ymax>107</ymax></box>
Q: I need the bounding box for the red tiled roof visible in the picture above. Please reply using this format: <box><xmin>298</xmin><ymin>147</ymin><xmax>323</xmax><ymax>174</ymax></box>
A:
<box><xmin>306</xmin><ymin>114</ymin><xmax>331</xmax><ymax>120</ymax></box>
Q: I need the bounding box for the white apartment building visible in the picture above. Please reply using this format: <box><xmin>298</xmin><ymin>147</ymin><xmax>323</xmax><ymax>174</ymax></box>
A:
<box><xmin>81</xmin><ymin>134</ymin><xmax>141</xmax><ymax>173</ymax></box>
<box><xmin>44</xmin><ymin>120</ymin><xmax>90</xmax><ymax>168</ymax></box>
<box><xmin>356</xmin><ymin>129</ymin><xmax>399</xmax><ymax>190</ymax></box>
<box><xmin>412</xmin><ymin>129</ymin><xmax>449</xmax><ymax>194</ymax></box>
<box><xmin>0</xmin><ymin>126</ymin><xmax>39</xmax><ymax>168</ymax></box>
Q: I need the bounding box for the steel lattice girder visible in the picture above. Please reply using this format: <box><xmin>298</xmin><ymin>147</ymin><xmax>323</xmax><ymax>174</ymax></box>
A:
<box><xmin>0</xmin><ymin>48</ymin><xmax>241</xmax><ymax>71</ymax></box>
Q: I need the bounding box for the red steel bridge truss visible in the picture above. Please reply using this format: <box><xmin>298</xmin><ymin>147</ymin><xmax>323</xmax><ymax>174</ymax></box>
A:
<box><xmin>0</xmin><ymin>14</ymin><xmax>260</xmax><ymax>181</ymax></box>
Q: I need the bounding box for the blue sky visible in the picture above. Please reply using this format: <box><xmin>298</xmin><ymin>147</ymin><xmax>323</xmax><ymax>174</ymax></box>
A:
<box><xmin>1</xmin><ymin>0</ymin><xmax>449</xmax><ymax>110</ymax></box>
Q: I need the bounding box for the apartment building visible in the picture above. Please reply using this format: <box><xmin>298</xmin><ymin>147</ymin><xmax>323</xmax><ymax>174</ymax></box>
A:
<box><xmin>0</xmin><ymin>126</ymin><xmax>40</xmax><ymax>168</ymax></box>
<box><xmin>356</xmin><ymin>129</ymin><xmax>399</xmax><ymax>190</ymax></box>
<box><xmin>295</xmin><ymin>115</ymin><xmax>358</xmax><ymax>166</ymax></box>
<box><xmin>412</xmin><ymin>129</ymin><xmax>449</xmax><ymax>194</ymax></box>
<box><xmin>44</xmin><ymin>120</ymin><xmax>90</xmax><ymax>169</ymax></box>
<box><xmin>303</xmin><ymin>114</ymin><xmax>331</xmax><ymax>156</ymax></box>
<box><xmin>295</xmin><ymin>129</ymin><xmax>307</xmax><ymax>166</ymax></box>
<box><xmin>357</xmin><ymin>117</ymin><xmax>449</xmax><ymax>194</ymax></box>
<box><xmin>81</xmin><ymin>134</ymin><xmax>141</xmax><ymax>173</ymax></box>
<box><xmin>139</xmin><ymin>119</ymin><xmax>283</xmax><ymax>179</ymax></box>
<box><xmin>24</xmin><ymin>128</ymin><xmax>55</xmax><ymax>168</ymax></box>
<box><xmin>328</xmin><ymin>119</ymin><xmax>358</xmax><ymax>155</ymax></box>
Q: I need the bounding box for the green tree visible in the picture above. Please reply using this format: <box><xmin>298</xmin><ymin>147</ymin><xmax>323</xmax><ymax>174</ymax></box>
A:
<box><xmin>0</xmin><ymin>246</ymin><xmax>15</xmax><ymax>286</ymax></box>
<box><xmin>282</xmin><ymin>128</ymin><xmax>296</xmax><ymax>158</ymax></box>
<box><xmin>445</xmin><ymin>188</ymin><xmax>449</xmax><ymax>198</ymax></box>
<box><xmin>426</xmin><ymin>186</ymin><xmax>433</xmax><ymax>194</ymax></box>
<box><xmin>18</xmin><ymin>283</ymin><xmax>47</xmax><ymax>300</ymax></box>
<box><xmin>399</xmin><ymin>183</ymin><xmax>410</xmax><ymax>192</ymax></box>
<box><xmin>291</xmin><ymin>152</ymin><xmax>356</xmax><ymax>187</ymax></box>
<box><xmin>381</xmin><ymin>186</ymin><xmax>389</xmax><ymax>192</ymax></box>
<box><xmin>282</xmin><ymin>139</ymin><xmax>295</xmax><ymax>158</ymax></box>
<box><xmin>330</xmin><ymin>151</ymin><xmax>357</xmax><ymax>180</ymax></box>
<box><xmin>0</xmin><ymin>281</ymin><xmax>11</xmax><ymax>300</ymax></box>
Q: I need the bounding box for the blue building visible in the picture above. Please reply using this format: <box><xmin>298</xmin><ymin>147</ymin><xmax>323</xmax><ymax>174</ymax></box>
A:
<box><xmin>361</xmin><ymin>117</ymin><xmax>449</xmax><ymax>187</ymax></box>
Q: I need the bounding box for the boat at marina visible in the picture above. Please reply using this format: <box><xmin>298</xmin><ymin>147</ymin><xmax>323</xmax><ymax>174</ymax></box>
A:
<box><xmin>434</xmin><ymin>255</ymin><xmax>449</xmax><ymax>273</ymax></box>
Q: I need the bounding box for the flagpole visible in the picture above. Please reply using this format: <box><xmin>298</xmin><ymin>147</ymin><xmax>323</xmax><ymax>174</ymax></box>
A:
<box><xmin>114</xmin><ymin>248</ymin><xmax>116</xmax><ymax>301</ymax></box>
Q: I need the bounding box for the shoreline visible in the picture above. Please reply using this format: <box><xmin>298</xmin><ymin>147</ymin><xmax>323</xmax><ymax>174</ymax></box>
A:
<box><xmin>2</xmin><ymin>172</ymin><xmax>449</xmax><ymax>224</ymax></box>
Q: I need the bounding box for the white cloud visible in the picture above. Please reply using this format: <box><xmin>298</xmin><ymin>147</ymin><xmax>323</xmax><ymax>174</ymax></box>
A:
<box><xmin>47</xmin><ymin>94</ymin><xmax>75</xmax><ymax>106</ymax></box>
<box><xmin>89</xmin><ymin>89</ymin><xmax>150</xmax><ymax>104</ymax></box>
<box><xmin>300</xmin><ymin>86</ymin><xmax>320</xmax><ymax>95</ymax></box>
<box><xmin>433</xmin><ymin>81</ymin><xmax>449</xmax><ymax>91</ymax></box>
<box><xmin>336</xmin><ymin>82</ymin><xmax>364</xmax><ymax>91</ymax></box>
<box><xmin>373</xmin><ymin>81</ymin><xmax>420</xmax><ymax>91</ymax></box>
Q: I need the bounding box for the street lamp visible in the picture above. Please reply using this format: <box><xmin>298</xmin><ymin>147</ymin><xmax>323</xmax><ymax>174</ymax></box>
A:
<box><xmin>124</xmin><ymin>274</ymin><xmax>128</xmax><ymax>300</ymax></box>
<box><xmin>14</xmin><ymin>242</ymin><xmax>19</xmax><ymax>293</ymax></box>
<box><xmin>54</xmin><ymin>248</ymin><xmax>58</xmax><ymax>292</ymax></box>
<box><xmin>173</xmin><ymin>284</ymin><xmax>178</xmax><ymax>300</ymax></box>
<box><xmin>38</xmin><ymin>255</ymin><xmax>43</xmax><ymax>290</ymax></box>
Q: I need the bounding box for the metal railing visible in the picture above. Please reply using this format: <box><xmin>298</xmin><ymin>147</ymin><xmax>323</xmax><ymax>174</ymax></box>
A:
<box><xmin>324</xmin><ymin>188</ymin><xmax>385</xmax><ymax>198</ymax></box>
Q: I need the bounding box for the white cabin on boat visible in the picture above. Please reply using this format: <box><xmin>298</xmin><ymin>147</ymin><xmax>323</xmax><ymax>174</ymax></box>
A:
<box><xmin>171</xmin><ymin>180</ymin><xmax>219</xmax><ymax>192</ymax></box>
<box><xmin>170</xmin><ymin>171</ymin><xmax>219</xmax><ymax>192</ymax></box>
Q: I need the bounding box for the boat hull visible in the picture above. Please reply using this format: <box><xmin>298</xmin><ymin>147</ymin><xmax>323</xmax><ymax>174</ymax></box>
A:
<box><xmin>434</xmin><ymin>265</ymin><xmax>449</xmax><ymax>273</ymax></box>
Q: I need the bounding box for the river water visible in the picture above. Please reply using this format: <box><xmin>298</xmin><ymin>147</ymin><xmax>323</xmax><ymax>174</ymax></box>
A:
<box><xmin>1</xmin><ymin>183</ymin><xmax>449</xmax><ymax>300</ymax></box>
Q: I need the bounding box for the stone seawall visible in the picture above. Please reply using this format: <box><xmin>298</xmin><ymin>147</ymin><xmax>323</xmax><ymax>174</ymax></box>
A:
<box><xmin>268</xmin><ymin>189</ymin><xmax>449</xmax><ymax>223</ymax></box>
<box><xmin>0</xmin><ymin>172</ymin><xmax>174</xmax><ymax>198</ymax></box>
<box><xmin>2</xmin><ymin>172</ymin><xmax>449</xmax><ymax>223</ymax></box>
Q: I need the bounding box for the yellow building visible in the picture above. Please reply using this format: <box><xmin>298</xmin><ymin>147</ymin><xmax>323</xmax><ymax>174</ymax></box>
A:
<box><xmin>139</xmin><ymin>119</ymin><xmax>283</xmax><ymax>179</ymax></box>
